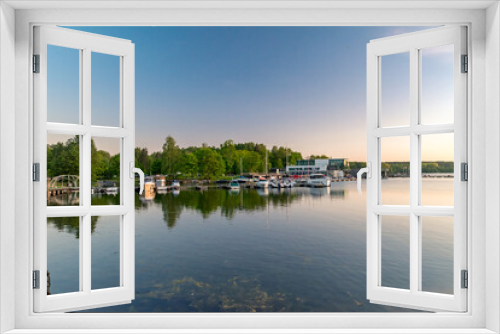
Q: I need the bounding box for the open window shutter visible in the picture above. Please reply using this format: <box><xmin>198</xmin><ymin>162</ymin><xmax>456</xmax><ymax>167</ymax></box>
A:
<box><xmin>33</xmin><ymin>26</ymin><xmax>136</xmax><ymax>312</ymax></box>
<box><xmin>366</xmin><ymin>26</ymin><xmax>467</xmax><ymax>312</ymax></box>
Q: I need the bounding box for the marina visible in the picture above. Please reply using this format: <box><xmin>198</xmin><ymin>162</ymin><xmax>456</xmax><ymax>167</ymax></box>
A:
<box><xmin>133</xmin><ymin>174</ymin><xmax>356</xmax><ymax>195</ymax></box>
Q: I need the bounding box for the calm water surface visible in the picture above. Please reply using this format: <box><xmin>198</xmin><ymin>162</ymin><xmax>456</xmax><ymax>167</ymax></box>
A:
<box><xmin>47</xmin><ymin>178</ymin><xmax>454</xmax><ymax>312</ymax></box>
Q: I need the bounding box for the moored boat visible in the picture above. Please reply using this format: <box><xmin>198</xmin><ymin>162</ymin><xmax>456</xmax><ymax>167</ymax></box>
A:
<box><xmin>156</xmin><ymin>186</ymin><xmax>170</xmax><ymax>193</ymax></box>
<box><xmin>269</xmin><ymin>180</ymin><xmax>279</xmax><ymax>188</ymax></box>
<box><xmin>103</xmin><ymin>187</ymin><xmax>119</xmax><ymax>194</ymax></box>
<box><xmin>307</xmin><ymin>174</ymin><xmax>331</xmax><ymax>188</ymax></box>
<box><xmin>294</xmin><ymin>178</ymin><xmax>308</xmax><ymax>187</ymax></box>
<box><xmin>227</xmin><ymin>180</ymin><xmax>240</xmax><ymax>190</ymax></box>
<box><xmin>254</xmin><ymin>179</ymin><xmax>269</xmax><ymax>188</ymax></box>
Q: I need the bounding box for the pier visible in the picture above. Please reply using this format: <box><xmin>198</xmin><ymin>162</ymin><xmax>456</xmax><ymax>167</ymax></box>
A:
<box><xmin>47</xmin><ymin>175</ymin><xmax>80</xmax><ymax>197</ymax></box>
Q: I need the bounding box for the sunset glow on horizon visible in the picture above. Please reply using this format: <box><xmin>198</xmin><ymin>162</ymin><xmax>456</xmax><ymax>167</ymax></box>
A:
<box><xmin>47</xmin><ymin>26</ymin><xmax>454</xmax><ymax>161</ymax></box>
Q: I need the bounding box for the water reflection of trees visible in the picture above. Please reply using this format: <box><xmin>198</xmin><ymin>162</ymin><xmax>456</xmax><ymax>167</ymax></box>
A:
<box><xmin>47</xmin><ymin>194</ymin><xmax>121</xmax><ymax>238</ymax></box>
<box><xmin>48</xmin><ymin>188</ymin><xmax>346</xmax><ymax>234</ymax></box>
<box><xmin>91</xmin><ymin>194</ymin><xmax>121</xmax><ymax>206</ymax></box>
<box><xmin>153</xmin><ymin>189</ymin><xmax>337</xmax><ymax>229</ymax></box>
<box><xmin>47</xmin><ymin>193</ymin><xmax>121</xmax><ymax>207</ymax></box>
<box><xmin>47</xmin><ymin>216</ymin><xmax>100</xmax><ymax>238</ymax></box>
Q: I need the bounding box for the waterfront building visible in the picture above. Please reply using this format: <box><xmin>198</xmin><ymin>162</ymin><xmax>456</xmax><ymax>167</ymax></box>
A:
<box><xmin>286</xmin><ymin>158</ymin><xmax>349</xmax><ymax>176</ymax></box>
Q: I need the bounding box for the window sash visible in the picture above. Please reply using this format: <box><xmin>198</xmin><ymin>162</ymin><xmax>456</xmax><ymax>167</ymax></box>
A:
<box><xmin>366</xmin><ymin>26</ymin><xmax>468</xmax><ymax>312</ymax></box>
<box><xmin>33</xmin><ymin>26</ymin><xmax>136</xmax><ymax>313</ymax></box>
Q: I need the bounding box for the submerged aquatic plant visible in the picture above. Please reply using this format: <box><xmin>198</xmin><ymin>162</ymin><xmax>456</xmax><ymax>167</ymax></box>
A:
<box><xmin>140</xmin><ymin>276</ymin><xmax>304</xmax><ymax>312</ymax></box>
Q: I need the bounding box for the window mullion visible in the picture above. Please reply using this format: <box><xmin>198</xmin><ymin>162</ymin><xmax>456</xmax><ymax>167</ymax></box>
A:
<box><xmin>81</xmin><ymin>48</ymin><xmax>92</xmax><ymax>294</ymax></box>
<box><xmin>409</xmin><ymin>47</ymin><xmax>420</xmax><ymax>294</ymax></box>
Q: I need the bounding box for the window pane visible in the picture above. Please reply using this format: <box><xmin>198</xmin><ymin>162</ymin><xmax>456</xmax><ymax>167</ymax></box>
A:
<box><xmin>92</xmin><ymin>52</ymin><xmax>121</xmax><ymax>127</ymax></box>
<box><xmin>47</xmin><ymin>45</ymin><xmax>80</xmax><ymax>124</ymax></box>
<box><xmin>91</xmin><ymin>216</ymin><xmax>121</xmax><ymax>290</ymax></box>
<box><xmin>47</xmin><ymin>134</ymin><xmax>80</xmax><ymax>206</ymax></box>
<box><xmin>420</xmin><ymin>45</ymin><xmax>454</xmax><ymax>125</ymax></box>
<box><xmin>381</xmin><ymin>215</ymin><xmax>410</xmax><ymax>290</ymax></box>
<box><xmin>380</xmin><ymin>52</ymin><xmax>410</xmax><ymax>128</ymax></box>
<box><xmin>421</xmin><ymin>216</ymin><xmax>454</xmax><ymax>295</ymax></box>
<box><xmin>381</xmin><ymin>136</ymin><xmax>410</xmax><ymax>205</ymax></box>
<box><xmin>91</xmin><ymin>137</ymin><xmax>121</xmax><ymax>205</ymax></box>
<box><xmin>421</xmin><ymin>133</ymin><xmax>454</xmax><ymax>206</ymax></box>
<box><xmin>47</xmin><ymin>216</ymin><xmax>80</xmax><ymax>295</ymax></box>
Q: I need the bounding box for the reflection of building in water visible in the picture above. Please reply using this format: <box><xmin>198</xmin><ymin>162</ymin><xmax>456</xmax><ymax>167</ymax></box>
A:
<box><xmin>256</xmin><ymin>188</ymin><xmax>269</xmax><ymax>196</ymax></box>
<box><xmin>309</xmin><ymin>187</ymin><xmax>331</xmax><ymax>197</ymax></box>
<box><xmin>286</xmin><ymin>159</ymin><xmax>348</xmax><ymax>177</ymax></box>
<box><xmin>330</xmin><ymin>188</ymin><xmax>346</xmax><ymax>199</ymax></box>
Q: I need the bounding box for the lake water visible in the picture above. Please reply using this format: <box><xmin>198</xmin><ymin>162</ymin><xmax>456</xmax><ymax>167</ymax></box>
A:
<box><xmin>47</xmin><ymin>178</ymin><xmax>454</xmax><ymax>312</ymax></box>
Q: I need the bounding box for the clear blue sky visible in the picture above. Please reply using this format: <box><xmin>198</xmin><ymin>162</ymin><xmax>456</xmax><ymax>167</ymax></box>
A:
<box><xmin>48</xmin><ymin>26</ymin><xmax>453</xmax><ymax>160</ymax></box>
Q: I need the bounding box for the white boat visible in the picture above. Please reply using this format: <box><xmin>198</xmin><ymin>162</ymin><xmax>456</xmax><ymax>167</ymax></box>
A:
<box><xmin>227</xmin><ymin>180</ymin><xmax>240</xmax><ymax>190</ymax></box>
<box><xmin>294</xmin><ymin>178</ymin><xmax>308</xmax><ymax>187</ymax></box>
<box><xmin>307</xmin><ymin>174</ymin><xmax>331</xmax><ymax>188</ymax></box>
<box><xmin>280</xmin><ymin>180</ymin><xmax>292</xmax><ymax>188</ymax></box>
<box><xmin>269</xmin><ymin>180</ymin><xmax>279</xmax><ymax>188</ymax></box>
<box><xmin>103</xmin><ymin>187</ymin><xmax>119</xmax><ymax>194</ymax></box>
<box><xmin>156</xmin><ymin>186</ymin><xmax>170</xmax><ymax>194</ymax></box>
<box><xmin>254</xmin><ymin>179</ymin><xmax>269</xmax><ymax>188</ymax></box>
<box><xmin>155</xmin><ymin>177</ymin><xmax>166</xmax><ymax>188</ymax></box>
<box><xmin>172</xmin><ymin>180</ymin><xmax>180</xmax><ymax>190</ymax></box>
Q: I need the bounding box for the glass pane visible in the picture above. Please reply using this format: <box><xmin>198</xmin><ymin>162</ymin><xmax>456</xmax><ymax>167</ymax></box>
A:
<box><xmin>421</xmin><ymin>45</ymin><xmax>454</xmax><ymax>125</ymax></box>
<box><xmin>47</xmin><ymin>45</ymin><xmax>80</xmax><ymax>124</ymax></box>
<box><xmin>380</xmin><ymin>52</ymin><xmax>410</xmax><ymax>128</ymax></box>
<box><xmin>91</xmin><ymin>137</ymin><xmax>121</xmax><ymax>205</ymax></box>
<box><xmin>47</xmin><ymin>134</ymin><xmax>80</xmax><ymax>206</ymax></box>
<box><xmin>47</xmin><ymin>216</ymin><xmax>80</xmax><ymax>295</ymax></box>
<box><xmin>421</xmin><ymin>216</ymin><xmax>454</xmax><ymax>294</ymax></box>
<box><xmin>91</xmin><ymin>216</ymin><xmax>121</xmax><ymax>290</ymax></box>
<box><xmin>381</xmin><ymin>136</ymin><xmax>410</xmax><ymax>205</ymax></box>
<box><xmin>421</xmin><ymin>133</ymin><xmax>454</xmax><ymax>206</ymax></box>
<box><xmin>92</xmin><ymin>52</ymin><xmax>121</xmax><ymax>127</ymax></box>
<box><xmin>381</xmin><ymin>215</ymin><xmax>410</xmax><ymax>290</ymax></box>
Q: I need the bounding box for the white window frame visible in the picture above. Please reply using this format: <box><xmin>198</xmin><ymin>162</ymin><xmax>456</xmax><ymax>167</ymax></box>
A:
<box><xmin>366</xmin><ymin>26</ymin><xmax>467</xmax><ymax>312</ymax></box>
<box><xmin>1</xmin><ymin>1</ymin><xmax>499</xmax><ymax>333</ymax></box>
<box><xmin>33</xmin><ymin>26</ymin><xmax>136</xmax><ymax>313</ymax></box>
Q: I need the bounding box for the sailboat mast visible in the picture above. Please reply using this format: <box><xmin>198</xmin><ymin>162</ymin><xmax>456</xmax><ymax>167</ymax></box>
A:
<box><xmin>286</xmin><ymin>144</ymin><xmax>288</xmax><ymax>169</ymax></box>
<box><xmin>265</xmin><ymin>149</ymin><xmax>268</xmax><ymax>175</ymax></box>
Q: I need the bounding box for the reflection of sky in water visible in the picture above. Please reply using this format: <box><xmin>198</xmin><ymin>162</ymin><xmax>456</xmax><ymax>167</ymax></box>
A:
<box><xmin>47</xmin><ymin>179</ymin><xmax>454</xmax><ymax>312</ymax></box>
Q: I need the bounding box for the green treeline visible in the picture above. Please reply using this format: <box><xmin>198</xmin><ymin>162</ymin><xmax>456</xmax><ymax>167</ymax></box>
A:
<box><xmin>47</xmin><ymin>136</ymin><xmax>80</xmax><ymax>178</ymax></box>
<box><xmin>381</xmin><ymin>162</ymin><xmax>453</xmax><ymax>174</ymax></box>
<box><xmin>350</xmin><ymin>162</ymin><xmax>453</xmax><ymax>174</ymax></box>
<box><xmin>48</xmin><ymin>135</ymin><xmax>454</xmax><ymax>182</ymax></box>
<box><xmin>135</xmin><ymin>136</ymin><xmax>303</xmax><ymax>179</ymax></box>
<box><xmin>47</xmin><ymin>137</ymin><xmax>120</xmax><ymax>183</ymax></box>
